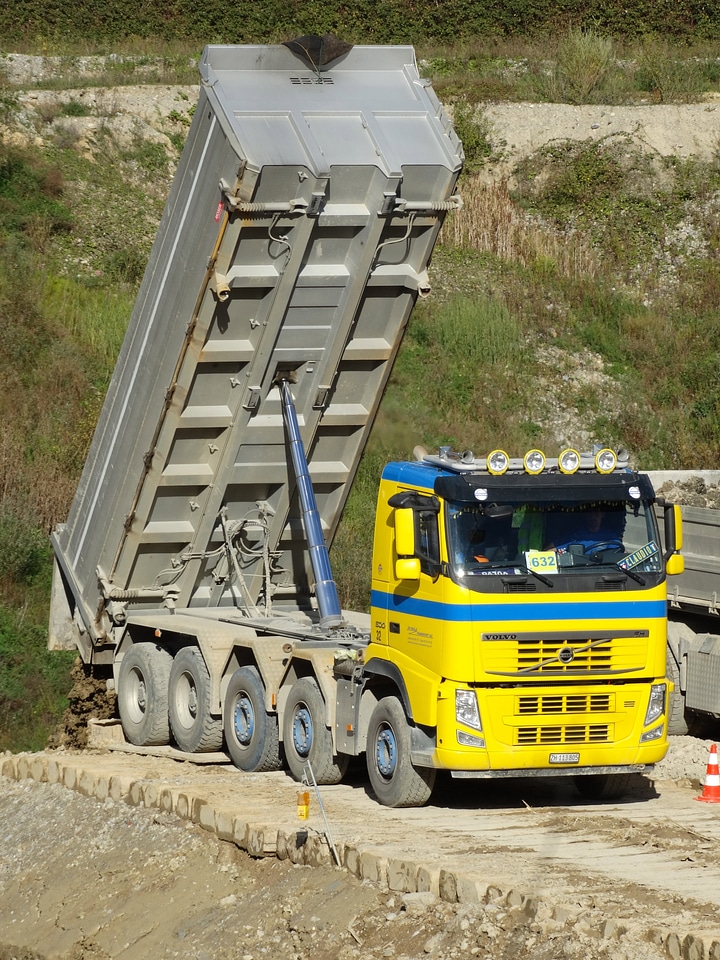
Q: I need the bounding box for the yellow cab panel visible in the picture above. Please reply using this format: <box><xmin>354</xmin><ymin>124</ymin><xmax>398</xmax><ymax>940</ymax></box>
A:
<box><xmin>369</xmin><ymin>454</ymin><xmax>671</xmax><ymax>775</ymax></box>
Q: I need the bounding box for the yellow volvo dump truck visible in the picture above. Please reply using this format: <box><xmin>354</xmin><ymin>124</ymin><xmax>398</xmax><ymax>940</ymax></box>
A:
<box><xmin>48</xmin><ymin>41</ymin><xmax>683</xmax><ymax>806</ymax></box>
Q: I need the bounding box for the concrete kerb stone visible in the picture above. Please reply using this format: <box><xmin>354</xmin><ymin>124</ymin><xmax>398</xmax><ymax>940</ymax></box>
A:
<box><xmin>47</xmin><ymin>757</ymin><xmax>63</xmax><ymax>784</ymax></box>
<box><xmin>109</xmin><ymin>775</ymin><xmax>134</xmax><ymax>802</ymax></box>
<box><xmin>232</xmin><ymin>817</ymin><xmax>249</xmax><ymax>851</ymax></box>
<box><xmin>387</xmin><ymin>857</ymin><xmax>418</xmax><ymax>894</ymax></box>
<box><xmin>62</xmin><ymin>764</ymin><xmax>79</xmax><ymax>791</ymax></box>
<box><xmin>30</xmin><ymin>756</ymin><xmax>48</xmax><ymax>782</ymax></box>
<box><xmin>343</xmin><ymin>843</ymin><xmax>360</xmax><ymax>878</ymax></box>
<box><xmin>77</xmin><ymin>769</ymin><xmax>97</xmax><ymax>798</ymax></box>
<box><xmin>416</xmin><ymin>864</ymin><xmax>440</xmax><ymax>896</ymax></box>
<box><xmin>142</xmin><ymin>781</ymin><xmax>161</xmax><ymax>809</ymax></box>
<box><xmin>159</xmin><ymin>786</ymin><xmax>176</xmax><ymax>813</ymax></box>
<box><xmin>277</xmin><ymin>828</ymin><xmax>307</xmax><ymax>864</ymax></box>
<box><xmin>359</xmin><ymin>850</ymin><xmax>388</xmax><ymax>887</ymax></box>
<box><xmin>17</xmin><ymin>755</ymin><xmax>32</xmax><ymax>780</ymax></box>
<box><xmin>214</xmin><ymin>806</ymin><xmax>235</xmax><ymax>843</ymax></box>
<box><xmin>1</xmin><ymin>755</ymin><xmax>18</xmax><ymax>779</ymax></box>
<box><xmin>92</xmin><ymin>774</ymin><xmax>110</xmax><ymax>802</ymax></box>
<box><xmin>304</xmin><ymin>833</ymin><xmax>331</xmax><ymax>867</ymax></box>
<box><xmin>438</xmin><ymin>869</ymin><xmax>458</xmax><ymax>903</ymax></box>
<box><xmin>246</xmin><ymin>824</ymin><xmax>277</xmax><ymax>857</ymax></box>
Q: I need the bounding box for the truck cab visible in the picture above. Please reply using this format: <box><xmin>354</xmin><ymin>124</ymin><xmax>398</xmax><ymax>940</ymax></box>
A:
<box><xmin>364</xmin><ymin>446</ymin><xmax>682</xmax><ymax>803</ymax></box>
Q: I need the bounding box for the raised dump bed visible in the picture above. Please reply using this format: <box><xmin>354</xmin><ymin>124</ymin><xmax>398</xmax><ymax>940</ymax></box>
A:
<box><xmin>50</xmin><ymin>43</ymin><xmax>462</xmax><ymax>659</ymax></box>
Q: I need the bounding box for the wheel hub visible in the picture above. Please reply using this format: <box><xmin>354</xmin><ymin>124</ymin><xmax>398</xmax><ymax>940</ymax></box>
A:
<box><xmin>291</xmin><ymin>704</ymin><xmax>313</xmax><ymax>758</ymax></box>
<box><xmin>375</xmin><ymin>722</ymin><xmax>397</xmax><ymax>779</ymax></box>
<box><xmin>233</xmin><ymin>694</ymin><xmax>254</xmax><ymax>746</ymax></box>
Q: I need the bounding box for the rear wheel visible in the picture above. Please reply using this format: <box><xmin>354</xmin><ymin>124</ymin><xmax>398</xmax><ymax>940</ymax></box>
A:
<box><xmin>117</xmin><ymin>643</ymin><xmax>172</xmax><ymax>746</ymax></box>
<box><xmin>283</xmin><ymin>677</ymin><xmax>348</xmax><ymax>784</ymax></box>
<box><xmin>223</xmin><ymin>665</ymin><xmax>282</xmax><ymax>772</ymax></box>
<box><xmin>573</xmin><ymin>772</ymin><xmax>639</xmax><ymax>801</ymax></box>
<box><xmin>168</xmin><ymin>647</ymin><xmax>223</xmax><ymax>753</ymax></box>
<box><xmin>366</xmin><ymin>697</ymin><xmax>436</xmax><ymax>808</ymax></box>
<box><xmin>666</xmin><ymin>647</ymin><xmax>690</xmax><ymax>736</ymax></box>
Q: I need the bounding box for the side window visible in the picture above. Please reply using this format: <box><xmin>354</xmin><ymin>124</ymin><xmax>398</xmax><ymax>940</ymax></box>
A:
<box><xmin>416</xmin><ymin>509</ymin><xmax>440</xmax><ymax>578</ymax></box>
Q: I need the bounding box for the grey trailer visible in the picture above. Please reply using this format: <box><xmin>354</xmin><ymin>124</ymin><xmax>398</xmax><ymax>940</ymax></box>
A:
<box><xmin>648</xmin><ymin>470</ymin><xmax>720</xmax><ymax>731</ymax></box>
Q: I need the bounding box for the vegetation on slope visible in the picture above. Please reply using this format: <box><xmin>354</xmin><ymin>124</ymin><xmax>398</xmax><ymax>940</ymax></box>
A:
<box><xmin>3</xmin><ymin>0</ymin><xmax>720</xmax><ymax>46</ymax></box>
<box><xmin>1</xmin><ymin>27</ymin><xmax>720</xmax><ymax>746</ymax></box>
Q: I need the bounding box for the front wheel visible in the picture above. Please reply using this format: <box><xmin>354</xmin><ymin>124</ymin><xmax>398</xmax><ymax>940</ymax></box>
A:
<box><xmin>283</xmin><ymin>677</ymin><xmax>348</xmax><ymax>785</ymax></box>
<box><xmin>573</xmin><ymin>772</ymin><xmax>640</xmax><ymax>801</ymax></box>
<box><xmin>223</xmin><ymin>665</ymin><xmax>282</xmax><ymax>772</ymax></box>
<box><xmin>366</xmin><ymin>697</ymin><xmax>436</xmax><ymax>808</ymax></box>
<box><xmin>117</xmin><ymin>642</ymin><xmax>172</xmax><ymax>746</ymax></box>
<box><xmin>168</xmin><ymin>647</ymin><xmax>223</xmax><ymax>753</ymax></box>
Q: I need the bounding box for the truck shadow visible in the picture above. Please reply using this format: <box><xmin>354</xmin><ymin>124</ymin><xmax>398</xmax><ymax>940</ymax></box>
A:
<box><xmin>426</xmin><ymin>770</ymin><xmax>660</xmax><ymax>809</ymax></box>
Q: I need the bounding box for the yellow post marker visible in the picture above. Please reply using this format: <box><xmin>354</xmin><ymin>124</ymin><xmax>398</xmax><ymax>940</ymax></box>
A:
<box><xmin>297</xmin><ymin>790</ymin><xmax>310</xmax><ymax>819</ymax></box>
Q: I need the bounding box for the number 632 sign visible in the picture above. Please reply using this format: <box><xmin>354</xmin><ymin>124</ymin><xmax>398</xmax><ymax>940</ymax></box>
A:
<box><xmin>524</xmin><ymin>550</ymin><xmax>558</xmax><ymax>574</ymax></box>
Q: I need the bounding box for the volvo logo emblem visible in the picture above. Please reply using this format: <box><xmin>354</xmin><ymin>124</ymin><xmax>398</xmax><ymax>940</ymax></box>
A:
<box><xmin>558</xmin><ymin>645</ymin><xmax>575</xmax><ymax>664</ymax></box>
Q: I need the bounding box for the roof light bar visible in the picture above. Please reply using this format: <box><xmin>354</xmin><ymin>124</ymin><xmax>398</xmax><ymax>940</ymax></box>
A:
<box><xmin>417</xmin><ymin>445</ymin><xmax>630</xmax><ymax>475</ymax></box>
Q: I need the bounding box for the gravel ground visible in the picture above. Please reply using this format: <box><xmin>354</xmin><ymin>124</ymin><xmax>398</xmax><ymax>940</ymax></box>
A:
<box><xmin>1</xmin><ymin>734</ymin><xmax>719</xmax><ymax>960</ymax></box>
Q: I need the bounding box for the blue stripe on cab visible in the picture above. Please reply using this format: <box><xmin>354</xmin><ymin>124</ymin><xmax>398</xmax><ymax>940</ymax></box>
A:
<box><xmin>370</xmin><ymin>590</ymin><xmax>666</xmax><ymax>622</ymax></box>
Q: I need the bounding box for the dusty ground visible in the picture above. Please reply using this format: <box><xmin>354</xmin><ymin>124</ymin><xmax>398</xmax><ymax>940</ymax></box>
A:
<box><xmin>2</xmin><ymin>732</ymin><xmax>720</xmax><ymax>960</ymax></box>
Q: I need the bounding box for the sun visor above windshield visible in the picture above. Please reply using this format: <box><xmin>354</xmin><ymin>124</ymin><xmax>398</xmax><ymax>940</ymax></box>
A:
<box><xmin>434</xmin><ymin>471</ymin><xmax>656</xmax><ymax>505</ymax></box>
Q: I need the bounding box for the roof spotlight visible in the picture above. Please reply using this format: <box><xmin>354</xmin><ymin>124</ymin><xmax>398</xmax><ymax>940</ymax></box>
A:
<box><xmin>487</xmin><ymin>449</ymin><xmax>509</xmax><ymax>475</ymax></box>
<box><xmin>558</xmin><ymin>448</ymin><xmax>580</xmax><ymax>474</ymax></box>
<box><xmin>595</xmin><ymin>448</ymin><xmax>617</xmax><ymax>474</ymax></box>
<box><xmin>523</xmin><ymin>449</ymin><xmax>546</xmax><ymax>475</ymax></box>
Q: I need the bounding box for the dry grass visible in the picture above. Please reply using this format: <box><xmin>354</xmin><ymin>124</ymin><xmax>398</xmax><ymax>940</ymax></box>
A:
<box><xmin>453</xmin><ymin>176</ymin><xmax>599</xmax><ymax>279</ymax></box>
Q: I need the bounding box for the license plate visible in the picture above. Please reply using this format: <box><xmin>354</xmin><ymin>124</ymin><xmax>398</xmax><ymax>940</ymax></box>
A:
<box><xmin>549</xmin><ymin>752</ymin><xmax>580</xmax><ymax>764</ymax></box>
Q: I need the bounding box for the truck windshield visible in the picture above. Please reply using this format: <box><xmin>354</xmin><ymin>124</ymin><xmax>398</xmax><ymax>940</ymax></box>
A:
<box><xmin>447</xmin><ymin>498</ymin><xmax>663</xmax><ymax>585</ymax></box>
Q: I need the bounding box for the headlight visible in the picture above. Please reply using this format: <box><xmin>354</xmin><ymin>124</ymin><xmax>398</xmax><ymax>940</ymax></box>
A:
<box><xmin>487</xmin><ymin>450</ymin><xmax>509</xmax><ymax>475</ymax></box>
<box><xmin>524</xmin><ymin>449</ymin><xmax>546</xmax><ymax>474</ymax></box>
<box><xmin>644</xmin><ymin>682</ymin><xmax>666</xmax><ymax>726</ymax></box>
<box><xmin>640</xmin><ymin>725</ymin><xmax>664</xmax><ymax>743</ymax></box>
<box><xmin>456</xmin><ymin>689</ymin><xmax>482</xmax><ymax>730</ymax></box>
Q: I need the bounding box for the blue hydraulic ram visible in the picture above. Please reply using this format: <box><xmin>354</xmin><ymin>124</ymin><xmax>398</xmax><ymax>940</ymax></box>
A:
<box><xmin>279</xmin><ymin>378</ymin><xmax>344</xmax><ymax>629</ymax></box>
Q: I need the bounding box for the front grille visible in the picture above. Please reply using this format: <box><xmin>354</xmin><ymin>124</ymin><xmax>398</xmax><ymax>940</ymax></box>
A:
<box><xmin>517</xmin><ymin>638</ymin><xmax>612</xmax><ymax>672</ymax></box>
<box><xmin>506</xmin><ymin>581</ymin><xmax>536</xmax><ymax>593</ymax></box>
<box><xmin>516</xmin><ymin>724</ymin><xmax>611</xmax><ymax>745</ymax></box>
<box><xmin>517</xmin><ymin>693</ymin><xmax>613</xmax><ymax>715</ymax></box>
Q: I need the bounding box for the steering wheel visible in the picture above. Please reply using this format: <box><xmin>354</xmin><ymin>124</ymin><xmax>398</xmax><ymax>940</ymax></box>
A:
<box><xmin>587</xmin><ymin>539</ymin><xmax>624</xmax><ymax>555</ymax></box>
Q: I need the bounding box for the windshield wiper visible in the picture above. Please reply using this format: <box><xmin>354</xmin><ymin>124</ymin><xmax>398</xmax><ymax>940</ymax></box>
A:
<box><xmin>605</xmin><ymin>566</ymin><xmax>645</xmax><ymax>585</ymax></box>
<box><xmin>508</xmin><ymin>563</ymin><xmax>555</xmax><ymax>587</ymax></box>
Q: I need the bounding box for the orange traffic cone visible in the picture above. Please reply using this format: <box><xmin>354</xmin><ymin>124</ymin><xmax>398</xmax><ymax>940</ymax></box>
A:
<box><xmin>696</xmin><ymin>743</ymin><xmax>720</xmax><ymax>803</ymax></box>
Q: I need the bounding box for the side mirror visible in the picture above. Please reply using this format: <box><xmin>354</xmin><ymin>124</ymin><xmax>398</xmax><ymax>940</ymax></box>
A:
<box><xmin>663</xmin><ymin>502</ymin><xmax>684</xmax><ymax>574</ymax></box>
<box><xmin>394</xmin><ymin>507</ymin><xmax>419</xmax><ymax>580</ymax></box>
<box><xmin>396</xmin><ymin>557</ymin><xmax>421</xmax><ymax>581</ymax></box>
<box><xmin>394</xmin><ymin>507</ymin><xmax>416</xmax><ymax>557</ymax></box>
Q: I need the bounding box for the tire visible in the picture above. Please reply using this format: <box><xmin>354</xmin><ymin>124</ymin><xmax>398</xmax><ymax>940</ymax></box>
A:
<box><xmin>666</xmin><ymin>647</ymin><xmax>690</xmax><ymax>736</ymax></box>
<box><xmin>283</xmin><ymin>677</ymin><xmax>348</xmax><ymax>785</ymax></box>
<box><xmin>573</xmin><ymin>772</ymin><xmax>640</xmax><ymax>801</ymax></box>
<box><xmin>366</xmin><ymin>697</ymin><xmax>436</xmax><ymax>808</ymax></box>
<box><xmin>117</xmin><ymin>642</ymin><xmax>172</xmax><ymax>746</ymax></box>
<box><xmin>168</xmin><ymin>647</ymin><xmax>223</xmax><ymax>753</ymax></box>
<box><xmin>223</xmin><ymin>666</ymin><xmax>282</xmax><ymax>772</ymax></box>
